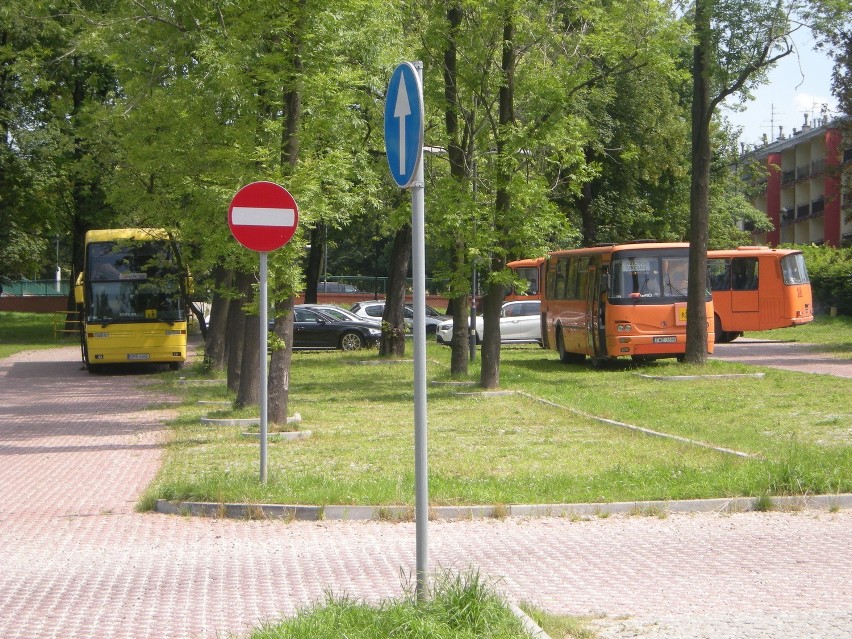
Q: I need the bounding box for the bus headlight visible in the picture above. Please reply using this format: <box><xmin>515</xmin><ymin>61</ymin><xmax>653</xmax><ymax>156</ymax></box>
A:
<box><xmin>616</xmin><ymin>324</ymin><xmax>632</xmax><ymax>332</ymax></box>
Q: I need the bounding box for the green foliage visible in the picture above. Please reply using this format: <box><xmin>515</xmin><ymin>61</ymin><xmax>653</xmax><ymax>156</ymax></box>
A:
<box><xmin>792</xmin><ymin>244</ymin><xmax>852</xmax><ymax>315</ymax></box>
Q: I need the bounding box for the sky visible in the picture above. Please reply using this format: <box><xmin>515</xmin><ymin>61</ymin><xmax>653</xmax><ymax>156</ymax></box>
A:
<box><xmin>721</xmin><ymin>28</ymin><xmax>840</xmax><ymax>149</ymax></box>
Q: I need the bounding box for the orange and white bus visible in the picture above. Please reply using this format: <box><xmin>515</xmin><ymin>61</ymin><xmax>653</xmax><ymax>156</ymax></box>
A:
<box><xmin>506</xmin><ymin>258</ymin><xmax>544</xmax><ymax>301</ymax></box>
<box><xmin>707</xmin><ymin>246</ymin><xmax>813</xmax><ymax>343</ymax></box>
<box><xmin>74</xmin><ymin>228</ymin><xmax>189</xmax><ymax>371</ymax></box>
<box><xmin>541</xmin><ymin>242</ymin><xmax>714</xmax><ymax>364</ymax></box>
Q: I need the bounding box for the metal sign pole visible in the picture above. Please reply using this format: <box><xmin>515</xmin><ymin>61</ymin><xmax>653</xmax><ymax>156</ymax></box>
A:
<box><xmin>410</xmin><ymin>61</ymin><xmax>429</xmax><ymax>602</ymax></box>
<box><xmin>259</xmin><ymin>251</ymin><xmax>269</xmax><ymax>484</ymax></box>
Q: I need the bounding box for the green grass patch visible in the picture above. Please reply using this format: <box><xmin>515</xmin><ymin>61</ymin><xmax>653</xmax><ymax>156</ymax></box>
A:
<box><xmin>519</xmin><ymin>604</ymin><xmax>599</xmax><ymax>639</ymax></box>
<box><xmin>250</xmin><ymin>571</ymin><xmax>529</xmax><ymax>639</ymax></box>
<box><xmin>141</xmin><ymin>339</ymin><xmax>852</xmax><ymax>510</ymax></box>
<box><xmin>0</xmin><ymin>311</ymin><xmax>71</xmax><ymax>359</ymax></box>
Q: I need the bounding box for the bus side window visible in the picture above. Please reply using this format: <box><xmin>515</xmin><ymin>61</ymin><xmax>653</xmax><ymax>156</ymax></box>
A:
<box><xmin>732</xmin><ymin>258</ymin><xmax>758</xmax><ymax>291</ymax></box>
<box><xmin>708</xmin><ymin>259</ymin><xmax>731</xmax><ymax>291</ymax></box>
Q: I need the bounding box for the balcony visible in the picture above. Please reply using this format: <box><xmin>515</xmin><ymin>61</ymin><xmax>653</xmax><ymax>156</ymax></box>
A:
<box><xmin>796</xmin><ymin>203</ymin><xmax>810</xmax><ymax>219</ymax></box>
<box><xmin>796</xmin><ymin>164</ymin><xmax>811</xmax><ymax>181</ymax></box>
<box><xmin>781</xmin><ymin>169</ymin><xmax>796</xmax><ymax>187</ymax></box>
<box><xmin>810</xmin><ymin>159</ymin><xmax>824</xmax><ymax>176</ymax></box>
<box><xmin>811</xmin><ymin>196</ymin><xmax>825</xmax><ymax>216</ymax></box>
<box><xmin>780</xmin><ymin>207</ymin><xmax>796</xmax><ymax>226</ymax></box>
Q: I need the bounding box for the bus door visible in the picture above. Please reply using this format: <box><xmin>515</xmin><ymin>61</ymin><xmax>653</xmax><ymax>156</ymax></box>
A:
<box><xmin>730</xmin><ymin>257</ymin><xmax>759</xmax><ymax>327</ymax></box>
<box><xmin>586</xmin><ymin>261</ymin><xmax>607</xmax><ymax>357</ymax></box>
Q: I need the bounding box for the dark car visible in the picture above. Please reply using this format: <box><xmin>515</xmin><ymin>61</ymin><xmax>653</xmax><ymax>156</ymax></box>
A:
<box><xmin>270</xmin><ymin>307</ymin><xmax>381</xmax><ymax>351</ymax></box>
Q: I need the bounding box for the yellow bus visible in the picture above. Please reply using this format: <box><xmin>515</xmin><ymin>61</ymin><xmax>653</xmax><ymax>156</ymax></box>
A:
<box><xmin>707</xmin><ymin>246</ymin><xmax>813</xmax><ymax>343</ymax></box>
<box><xmin>74</xmin><ymin>228</ymin><xmax>188</xmax><ymax>371</ymax></box>
<box><xmin>542</xmin><ymin>242</ymin><xmax>714</xmax><ymax>364</ymax></box>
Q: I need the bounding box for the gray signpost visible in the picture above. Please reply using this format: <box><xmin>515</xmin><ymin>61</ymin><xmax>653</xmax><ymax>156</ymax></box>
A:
<box><xmin>384</xmin><ymin>61</ymin><xmax>429</xmax><ymax>600</ymax></box>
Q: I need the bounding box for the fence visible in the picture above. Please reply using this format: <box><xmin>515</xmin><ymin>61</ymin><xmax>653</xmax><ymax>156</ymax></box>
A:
<box><xmin>2</xmin><ymin>279</ymin><xmax>69</xmax><ymax>297</ymax></box>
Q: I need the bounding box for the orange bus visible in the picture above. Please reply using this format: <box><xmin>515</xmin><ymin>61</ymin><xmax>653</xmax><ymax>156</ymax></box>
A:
<box><xmin>707</xmin><ymin>246</ymin><xmax>813</xmax><ymax>343</ymax></box>
<box><xmin>506</xmin><ymin>258</ymin><xmax>544</xmax><ymax>301</ymax></box>
<box><xmin>541</xmin><ymin>242</ymin><xmax>714</xmax><ymax>364</ymax></box>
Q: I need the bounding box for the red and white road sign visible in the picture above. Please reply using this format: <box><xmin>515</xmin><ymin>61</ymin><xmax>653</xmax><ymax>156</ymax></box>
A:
<box><xmin>228</xmin><ymin>181</ymin><xmax>299</xmax><ymax>252</ymax></box>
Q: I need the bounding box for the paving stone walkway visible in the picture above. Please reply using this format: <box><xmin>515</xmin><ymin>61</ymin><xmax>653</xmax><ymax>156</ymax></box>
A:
<box><xmin>0</xmin><ymin>346</ymin><xmax>850</xmax><ymax>639</ymax></box>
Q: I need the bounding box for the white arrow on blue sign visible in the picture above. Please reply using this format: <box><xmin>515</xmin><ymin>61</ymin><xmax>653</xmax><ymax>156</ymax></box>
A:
<box><xmin>384</xmin><ymin>62</ymin><xmax>424</xmax><ymax>188</ymax></box>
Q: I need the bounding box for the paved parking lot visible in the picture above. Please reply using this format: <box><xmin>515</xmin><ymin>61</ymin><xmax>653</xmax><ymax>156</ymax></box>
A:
<box><xmin>1</xmin><ymin>345</ymin><xmax>850</xmax><ymax>639</ymax></box>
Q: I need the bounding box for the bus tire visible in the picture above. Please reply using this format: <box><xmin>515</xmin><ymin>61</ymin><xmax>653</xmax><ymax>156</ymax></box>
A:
<box><xmin>714</xmin><ymin>314</ymin><xmax>730</xmax><ymax>344</ymax></box>
<box><xmin>556</xmin><ymin>327</ymin><xmax>584</xmax><ymax>364</ymax></box>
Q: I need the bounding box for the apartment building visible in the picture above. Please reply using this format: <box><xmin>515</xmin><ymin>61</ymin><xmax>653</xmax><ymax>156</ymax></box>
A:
<box><xmin>739</xmin><ymin>115</ymin><xmax>851</xmax><ymax>247</ymax></box>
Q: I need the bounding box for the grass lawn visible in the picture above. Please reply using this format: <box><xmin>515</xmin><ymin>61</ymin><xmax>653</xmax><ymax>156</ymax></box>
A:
<box><xmin>0</xmin><ymin>311</ymin><xmax>74</xmax><ymax>359</ymax></box>
<box><xmin>139</xmin><ymin>315</ymin><xmax>851</xmax><ymax>510</ymax></box>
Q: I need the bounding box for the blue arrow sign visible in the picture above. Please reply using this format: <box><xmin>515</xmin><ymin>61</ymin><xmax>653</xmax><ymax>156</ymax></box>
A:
<box><xmin>384</xmin><ymin>62</ymin><xmax>423</xmax><ymax>188</ymax></box>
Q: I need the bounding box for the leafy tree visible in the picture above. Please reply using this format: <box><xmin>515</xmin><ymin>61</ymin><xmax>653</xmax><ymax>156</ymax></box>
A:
<box><xmin>0</xmin><ymin>1</ymin><xmax>115</xmax><ymax>286</ymax></box>
<box><xmin>686</xmin><ymin>0</ymin><xmax>799</xmax><ymax>363</ymax></box>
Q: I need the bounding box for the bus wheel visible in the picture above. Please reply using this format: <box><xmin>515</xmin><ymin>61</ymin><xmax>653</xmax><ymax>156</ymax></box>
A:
<box><xmin>557</xmin><ymin>329</ymin><xmax>583</xmax><ymax>364</ymax></box>
<box><xmin>169</xmin><ymin>362</ymin><xmax>182</xmax><ymax>371</ymax></box>
<box><xmin>714</xmin><ymin>315</ymin><xmax>730</xmax><ymax>344</ymax></box>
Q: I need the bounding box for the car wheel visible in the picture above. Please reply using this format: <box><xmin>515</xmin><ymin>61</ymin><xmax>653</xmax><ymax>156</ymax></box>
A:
<box><xmin>339</xmin><ymin>331</ymin><xmax>364</xmax><ymax>351</ymax></box>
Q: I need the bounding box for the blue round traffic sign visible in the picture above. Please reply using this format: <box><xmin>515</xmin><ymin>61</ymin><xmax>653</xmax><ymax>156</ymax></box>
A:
<box><xmin>384</xmin><ymin>62</ymin><xmax>424</xmax><ymax>188</ymax></box>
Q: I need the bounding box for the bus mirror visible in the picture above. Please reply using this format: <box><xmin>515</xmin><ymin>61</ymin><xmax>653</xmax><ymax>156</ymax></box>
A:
<box><xmin>74</xmin><ymin>272</ymin><xmax>84</xmax><ymax>304</ymax></box>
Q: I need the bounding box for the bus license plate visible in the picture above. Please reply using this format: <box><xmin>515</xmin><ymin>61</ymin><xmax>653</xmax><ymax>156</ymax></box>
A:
<box><xmin>127</xmin><ymin>353</ymin><xmax>150</xmax><ymax>360</ymax></box>
<box><xmin>653</xmin><ymin>336</ymin><xmax>677</xmax><ymax>344</ymax></box>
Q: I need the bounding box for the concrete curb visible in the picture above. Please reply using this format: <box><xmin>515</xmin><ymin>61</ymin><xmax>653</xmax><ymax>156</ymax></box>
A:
<box><xmin>154</xmin><ymin>493</ymin><xmax>852</xmax><ymax>522</ymax></box>
<box><xmin>508</xmin><ymin>604</ymin><xmax>552</xmax><ymax>639</ymax></box>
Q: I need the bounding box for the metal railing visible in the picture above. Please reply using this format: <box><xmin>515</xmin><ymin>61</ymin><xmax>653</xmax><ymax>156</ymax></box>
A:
<box><xmin>2</xmin><ymin>279</ymin><xmax>69</xmax><ymax>297</ymax></box>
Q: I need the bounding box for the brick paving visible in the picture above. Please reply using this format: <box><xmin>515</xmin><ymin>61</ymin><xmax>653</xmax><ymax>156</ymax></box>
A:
<box><xmin>1</xmin><ymin>345</ymin><xmax>850</xmax><ymax>639</ymax></box>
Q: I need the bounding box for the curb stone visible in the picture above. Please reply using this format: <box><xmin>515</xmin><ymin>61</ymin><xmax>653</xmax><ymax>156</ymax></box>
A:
<box><xmin>155</xmin><ymin>492</ymin><xmax>852</xmax><ymax>521</ymax></box>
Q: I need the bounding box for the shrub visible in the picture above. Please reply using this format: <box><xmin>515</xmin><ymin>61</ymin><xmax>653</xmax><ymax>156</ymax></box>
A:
<box><xmin>789</xmin><ymin>245</ymin><xmax>852</xmax><ymax>315</ymax></box>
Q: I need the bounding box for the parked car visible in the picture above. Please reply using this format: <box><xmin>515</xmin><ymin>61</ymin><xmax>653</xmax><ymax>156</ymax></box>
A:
<box><xmin>436</xmin><ymin>300</ymin><xmax>541</xmax><ymax>345</ymax></box>
<box><xmin>299</xmin><ymin>303</ymin><xmax>381</xmax><ymax>326</ymax></box>
<box><xmin>349</xmin><ymin>300</ymin><xmax>449</xmax><ymax>335</ymax></box>
<box><xmin>316</xmin><ymin>281</ymin><xmax>361</xmax><ymax>293</ymax></box>
<box><xmin>270</xmin><ymin>306</ymin><xmax>380</xmax><ymax>351</ymax></box>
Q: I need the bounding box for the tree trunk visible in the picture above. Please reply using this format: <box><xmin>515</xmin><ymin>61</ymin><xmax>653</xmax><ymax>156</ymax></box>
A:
<box><xmin>444</xmin><ymin>3</ymin><xmax>471</xmax><ymax>376</ymax></box>
<box><xmin>204</xmin><ymin>265</ymin><xmax>232</xmax><ymax>371</ymax></box>
<box><xmin>303</xmin><ymin>222</ymin><xmax>324</xmax><ymax>304</ymax></box>
<box><xmin>480</xmin><ymin>10</ymin><xmax>514</xmax><ymax>389</ymax></box>
<box><xmin>269</xmin><ymin>296</ymin><xmax>294</xmax><ymax>425</ymax></box>
<box><xmin>479</xmin><ymin>279</ymin><xmax>504</xmax><ymax>388</ymax></box>
<box><xmin>686</xmin><ymin>0</ymin><xmax>712</xmax><ymax>365</ymax></box>
<box><xmin>234</xmin><ymin>271</ymin><xmax>260</xmax><ymax>408</ymax></box>
<box><xmin>226</xmin><ymin>270</ymin><xmax>251</xmax><ymax>394</ymax></box>
<box><xmin>579</xmin><ymin>147</ymin><xmax>596</xmax><ymax>246</ymax></box>
<box><xmin>266</xmin><ymin>0</ymin><xmax>303</xmax><ymax>417</ymax></box>
<box><xmin>380</xmin><ymin>224</ymin><xmax>412</xmax><ymax>357</ymax></box>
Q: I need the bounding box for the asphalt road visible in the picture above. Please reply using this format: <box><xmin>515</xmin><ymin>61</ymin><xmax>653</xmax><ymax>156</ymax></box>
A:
<box><xmin>0</xmin><ymin>345</ymin><xmax>850</xmax><ymax>639</ymax></box>
<box><xmin>712</xmin><ymin>337</ymin><xmax>851</xmax><ymax>377</ymax></box>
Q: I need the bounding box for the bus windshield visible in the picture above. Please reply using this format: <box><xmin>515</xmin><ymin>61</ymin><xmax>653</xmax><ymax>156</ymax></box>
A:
<box><xmin>86</xmin><ymin>240</ymin><xmax>186</xmax><ymax>324</ymax></box>
<box><xmin>609</xmin><ymin>254</ymin><xmax>692</xmax><ymax>300</ymax></box>
<box><xmin>781</xmin><ymin>253</ymin><xmax>810</xmax><ymax>285</ymax></box>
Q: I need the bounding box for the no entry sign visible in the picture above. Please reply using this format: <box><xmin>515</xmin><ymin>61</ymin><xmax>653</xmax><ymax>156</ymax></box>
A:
<box><xmin>228</xmin><ymin>181</ymin><xmax>299</xmax><ymax>252</ymax></box>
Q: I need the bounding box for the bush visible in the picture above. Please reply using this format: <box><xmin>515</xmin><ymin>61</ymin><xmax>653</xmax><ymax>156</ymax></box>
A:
<box><xmin>791</xmin><ymin>245</ymin><xmax>852</xmax><ymax>316</ymax></box>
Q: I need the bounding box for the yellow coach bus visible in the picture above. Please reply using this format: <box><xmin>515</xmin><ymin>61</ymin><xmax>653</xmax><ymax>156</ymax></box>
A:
<box><xmin>74</xmin><ymin>228</ymin><xmax>188</xmax><ymax>371</ymax></box>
